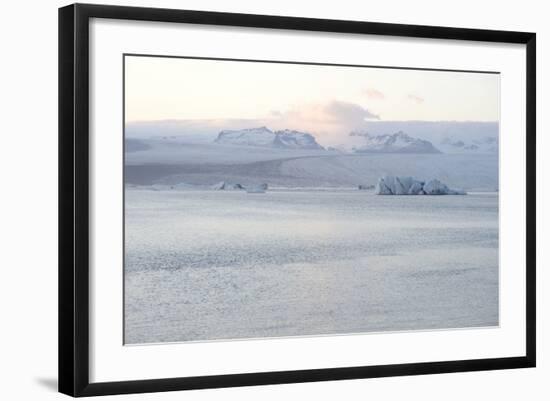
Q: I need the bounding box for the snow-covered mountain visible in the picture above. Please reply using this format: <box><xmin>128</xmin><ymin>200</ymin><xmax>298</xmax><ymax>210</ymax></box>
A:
<box><xmin>214</xmin><ymin>127</ymin><xmax>324</xmax><ymax>150</ymax></box>
<box><xmin>440</xmin><ymin>136</ymin><xmax>498</xmax><ymax>154</ymax></box>
<box><xmin>351</xmin><ymin>131</ymin><xmax>441</xmax><ymax>154</ymax></box>
<box><xmin>273</xmin><ymin>129</ymin><xmax>324</xmax><ymax>149</ymax></box>
<box><xmin>215</xmin><ymin>127</ymin><xmax>275</xmax><ymax>147</ymax></box>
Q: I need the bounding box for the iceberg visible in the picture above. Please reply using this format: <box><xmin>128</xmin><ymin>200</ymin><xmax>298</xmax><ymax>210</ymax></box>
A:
<box><xmin>408</xmin><ymin>180</ymin><xmax>424</xmax><ymax>195</ymax></box>
<box><xmin>211</xmin><ymin>181</ymin><xmax>244</xmax><ymax>191</ymax></box>
<box><xmin>358</xmin><ymin>184</ymin><xmax>375</xmax><ymax>190</ymax></box>
<box><xmin>374</xmin><ymin>176</ymin><xmax>466</xmax><ymax>195</ymax></box>
<box><xmin>422</xmin><ymin>179</ymin><xmax>448</xmax><ymax>195</ymax></box>
<box><xmin>375</xmin><ymin>176</ymin><xmax>425</xmax><ymax>195</ymax></box>
<box><xmin>423</xmin><ymin>179</ymin><xmax>466</xmax><ymax>195</ymax></box>
<box><xmin>246</xmin><ymin>183</ymin><xmax>268</xmax><ymax>193</ymax></box>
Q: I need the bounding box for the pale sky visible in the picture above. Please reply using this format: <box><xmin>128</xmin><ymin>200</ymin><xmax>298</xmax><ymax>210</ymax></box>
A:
<box><xmin>124</xmin><ymin>55</ymin><xmax>499</xmax><ymax>125</ymax></box>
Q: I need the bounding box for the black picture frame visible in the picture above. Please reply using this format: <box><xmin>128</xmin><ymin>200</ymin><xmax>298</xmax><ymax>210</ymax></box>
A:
<box><xmin>59</xmin><ymin>3</ymin><xmax>536</xmax><ymax>397</ymax></box>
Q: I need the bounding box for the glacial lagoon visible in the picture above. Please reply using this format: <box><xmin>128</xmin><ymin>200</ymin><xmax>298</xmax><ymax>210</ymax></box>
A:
<box><xmin>124</xmin><ymin>188</ymin><xmax>498</xmax><ymax>344</ymax></box>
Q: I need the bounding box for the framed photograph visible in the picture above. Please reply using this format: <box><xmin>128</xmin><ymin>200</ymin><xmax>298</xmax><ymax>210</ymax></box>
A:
<box><xmin>58</xmin><ymin>3</ymin><xmax>536</xmax><ymax>397</ymax></box>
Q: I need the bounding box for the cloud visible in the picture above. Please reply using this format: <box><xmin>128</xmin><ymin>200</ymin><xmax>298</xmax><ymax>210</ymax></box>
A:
<box><xmin>323</xmin><ymin>100</ymin><xmax>380</xmax><ymax>122</ymax></box>
<box><xmin>363</xmin><ymin>88</ymin><xmax>385</xmax><ymax>100</ymax></box>
<box><xmin>280</xmin><ymin>101</ymin><xmax>378</xmax><ymax>125</ymax></box>
<box><xmin>407</xmin><ymin>94</ymin><xmax>425</xmax><ymax>104</ymax></box>
<box><xmin>266</xmin><ymin>101</ymin><xmax>379</xmax><ymax>145</ymax></box>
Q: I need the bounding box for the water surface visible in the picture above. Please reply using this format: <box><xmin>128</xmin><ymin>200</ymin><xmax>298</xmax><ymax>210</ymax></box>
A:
<box><xmin>124</xmin><ymin>189</ymin><xmax>498</xmax><ymax>344</ymax></box>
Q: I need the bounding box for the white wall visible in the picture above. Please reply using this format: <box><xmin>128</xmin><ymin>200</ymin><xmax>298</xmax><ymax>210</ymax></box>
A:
<box><xmin>0</xmin><ymin>0</ymin><xmax>546</xmax><ymax>399</ymax></box>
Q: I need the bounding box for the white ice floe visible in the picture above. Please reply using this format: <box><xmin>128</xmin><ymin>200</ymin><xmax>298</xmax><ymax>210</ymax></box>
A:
<box><xmin>375</xmin><ymin>176</ymin><xmax>466</xmax><ymax>195</ymax></box>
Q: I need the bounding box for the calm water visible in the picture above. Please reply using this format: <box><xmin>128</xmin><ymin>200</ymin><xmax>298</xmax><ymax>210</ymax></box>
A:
<box><xmin>124</xmin><ymin>189</ymin><xmax>499</xmax><ymax>344</ymax></box>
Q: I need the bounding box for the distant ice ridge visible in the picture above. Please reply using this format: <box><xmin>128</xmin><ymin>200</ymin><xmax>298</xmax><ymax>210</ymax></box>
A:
<box><xmin>351</xmin><ymin>131</ymin><xmax>441</xmax><ymax>154</ymax></box>
<box><xmin>375</xmin><ymin>176</ymin><xmax>466</xmax><ymax>195</ymax></box>
<box><xmin>440</xmin><ymin>136</ymin><xmax>498</xmax><ymax>154</ymax></box>
<box><xmin>214</xmin><ymin>127</ymin><xmax>324</xmax><ymax>150</ymax></box>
